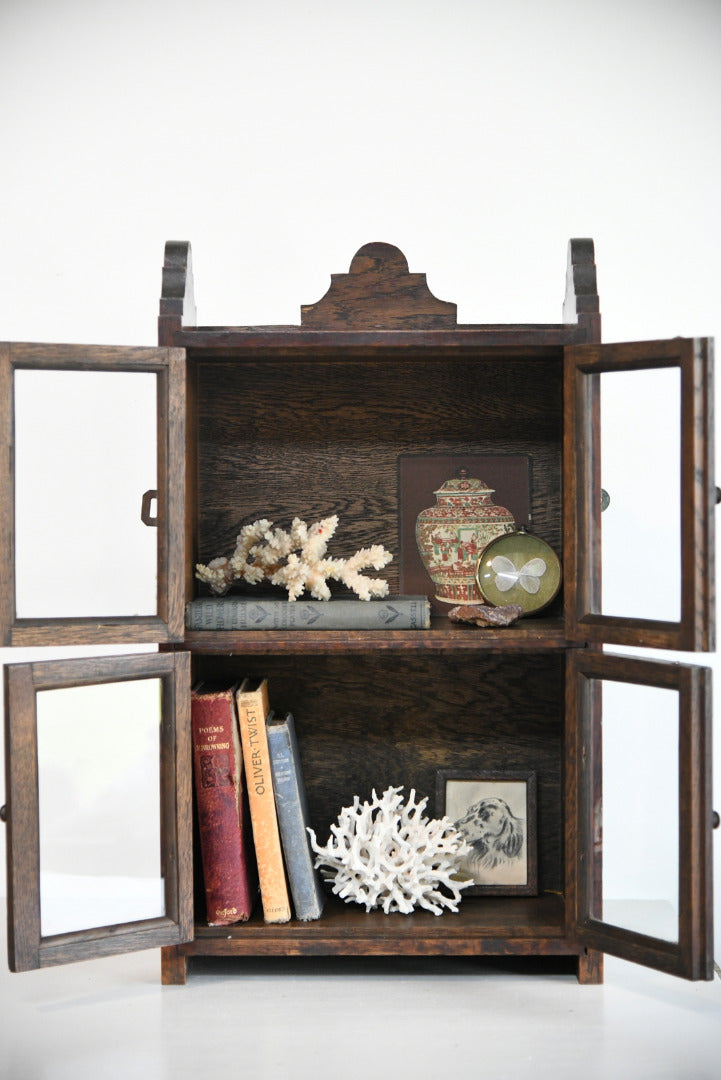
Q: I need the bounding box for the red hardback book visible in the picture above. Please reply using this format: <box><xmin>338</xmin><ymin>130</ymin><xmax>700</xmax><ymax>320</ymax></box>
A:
<box><xmin>191</xmin><ymin>683</ymin><xmax>256</xmax><ymax>925</ymax></box>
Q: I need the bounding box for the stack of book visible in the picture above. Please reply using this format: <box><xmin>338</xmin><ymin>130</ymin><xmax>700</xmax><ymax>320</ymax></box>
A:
<box><xmin>190</xmin><ymin>678</ymin><xmax>325</xmax><ymax>925</ymax></box>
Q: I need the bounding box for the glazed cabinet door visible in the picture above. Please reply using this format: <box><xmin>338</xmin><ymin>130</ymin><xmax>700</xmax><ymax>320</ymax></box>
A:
<box><xmin>564</xmin><ymin>337</ymin><xmax>714</xmax><ymax>651</ymax></box>
<box><xmin>567</xmin><ymin>650</ymin><xmax>713</xmax><ymax>980</ymax></box>
<box><xmin>0</xmin><ymin>342</ymin><xmax>186</xmax><ymax>645</ymax></box>
<box><xmin>3</xmin><ymin>651</ymin><xmax>193</xmax><ymax>971</ymax></box>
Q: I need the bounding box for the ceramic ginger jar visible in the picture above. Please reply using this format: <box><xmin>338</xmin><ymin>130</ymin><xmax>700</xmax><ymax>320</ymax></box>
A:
<box><xmin>415</xmin><ymin>471</ymin><xmax>515</xmax><ymax>605</ymax></box>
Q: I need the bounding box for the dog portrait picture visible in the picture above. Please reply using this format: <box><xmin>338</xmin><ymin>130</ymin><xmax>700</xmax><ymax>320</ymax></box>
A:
<box><xmin>436</xmin><ymin>771</ymin><xmax>537</xmax><ymax>896</ymax></box>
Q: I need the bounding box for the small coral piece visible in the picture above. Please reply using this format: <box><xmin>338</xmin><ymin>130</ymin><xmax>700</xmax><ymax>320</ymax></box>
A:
<box><xmin>195</xmin><ymin>515</ymin><xmax>393</xmax><ymax>601</ymax></box>
<box><xmin>307</xmin><ymin>786</ymin><xmax>473</xmax><ymax>915</ymax></box>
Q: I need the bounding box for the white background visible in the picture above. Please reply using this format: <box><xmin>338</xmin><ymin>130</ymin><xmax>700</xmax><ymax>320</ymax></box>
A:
<box><xmin>1</xmin><ymin>0</ymin><xmax>719</xmax><ymax>965</ymax></box>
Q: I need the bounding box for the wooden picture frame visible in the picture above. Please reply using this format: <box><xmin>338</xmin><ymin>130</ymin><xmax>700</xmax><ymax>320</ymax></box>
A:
<box><xmin>436</xmin><ymin>770</ymin><xmax>538</xmax><ymax>896</ymax></box>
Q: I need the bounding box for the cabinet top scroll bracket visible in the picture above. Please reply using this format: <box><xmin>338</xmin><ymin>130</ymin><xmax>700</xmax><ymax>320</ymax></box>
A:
<box><xmin>159</xmin><ymin>241</ymin><xmax>197</xmax><ymax>343</ymax></box>
<box><xmin>563</xmin><ymin>238</ymin><xmax>601</xmax><ymax>341</ymax></box>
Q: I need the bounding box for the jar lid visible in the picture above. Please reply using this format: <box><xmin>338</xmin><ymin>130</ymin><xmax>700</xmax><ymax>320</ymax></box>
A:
<box><xmin>475</xmin><ymin>529</ymin><xmax>562</xmax><ymax>614</ymax></box>
<box><xmin>434</xmin><ymin>476</ymin><xmax>494</xmax><ymax>494</ymax></box>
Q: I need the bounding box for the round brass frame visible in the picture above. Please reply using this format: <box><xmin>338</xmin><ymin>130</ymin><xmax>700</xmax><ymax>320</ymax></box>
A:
<box><xmin>475</xmin><ymin>529</ymin><xmax>562</xmax><ymax>615</ymax></box>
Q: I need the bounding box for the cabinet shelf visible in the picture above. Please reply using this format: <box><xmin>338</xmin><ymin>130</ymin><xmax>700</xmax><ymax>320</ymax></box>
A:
<box><xmin>187</xmin><ymin>894</ymin><xmax>569</xmax><ymax>958</ymax></box>
<box><xmin>183</xmin><ymin>617</ymin><xmax>572</xmax><ymax>655</ymax></box>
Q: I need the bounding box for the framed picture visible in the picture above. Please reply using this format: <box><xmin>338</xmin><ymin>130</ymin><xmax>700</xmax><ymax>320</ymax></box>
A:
<box><xmin>436</xmin><ymin>770</ymin><xmax>537</xmax><ymax>896</ymax></box>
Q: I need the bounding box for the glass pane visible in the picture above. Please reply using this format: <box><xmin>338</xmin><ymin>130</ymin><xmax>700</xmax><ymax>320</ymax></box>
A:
<box><xmin>37</xmin><ymin>678</ymin><xmax>165</xmax><ymax>936</ymax></box>
<box><xmin>600</xmin><ymin>367</ymin><xmax>681</xmax><ymax>622</ymax></box>
<box><xmin>14</xmin><ymin>369</ymin><xmax>158</xmax><ymax>618</ymax></box>
<box><xmin>596</xmin><ymin>678</ymin><xmax>679</xmax><ymax>943</ymax></box>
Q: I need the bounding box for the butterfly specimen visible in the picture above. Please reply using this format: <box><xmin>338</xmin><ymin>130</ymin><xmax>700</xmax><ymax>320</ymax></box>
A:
<box><xmin>490</xmin><ymin>555</ymin><xmax>547</xmax><ymax>594</ymax></box>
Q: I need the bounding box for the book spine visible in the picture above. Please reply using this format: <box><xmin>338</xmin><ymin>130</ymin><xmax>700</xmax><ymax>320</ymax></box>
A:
<box><xmin>267</xmin><ymin>713</ymin><xmax>325</xmax><ymax>922</ymax></box>
<box><xmin>191</xmin><ymin>688</ymin><xmax>254</xmax><ymax>925</ymax></box>
<box><xmin>186</xmin><ymin>596</ymin><xmax>431</xmax><ymax>630</ymax></box>
<box><xmin>236</xmin><ymin>680</ymin><xmax>292</xmax><ymax>923</ymax></box>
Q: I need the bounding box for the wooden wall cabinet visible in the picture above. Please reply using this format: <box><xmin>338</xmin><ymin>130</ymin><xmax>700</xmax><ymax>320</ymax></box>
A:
<box><xmin>1</xmin><ymin>240</ymin><xmax>716</xmax><ymax>984</ymax></box>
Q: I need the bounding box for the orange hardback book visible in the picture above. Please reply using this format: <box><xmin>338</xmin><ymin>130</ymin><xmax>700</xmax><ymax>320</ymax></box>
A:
<box><xmin>191</xmin><ymin>683</ymin><xmax>256</xmax><ymax>925</ymax></box>
<box><xmin>236</xmin><ymin>679</ymin><xmax>291</xmax><ymax>923</ymax></box>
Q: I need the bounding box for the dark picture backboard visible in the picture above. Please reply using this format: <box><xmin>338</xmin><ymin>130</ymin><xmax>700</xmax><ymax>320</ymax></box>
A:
<box><xmin>399</xmin><ymin>453</ymin><xmax>532</xmax><ymax>612</ymax></box>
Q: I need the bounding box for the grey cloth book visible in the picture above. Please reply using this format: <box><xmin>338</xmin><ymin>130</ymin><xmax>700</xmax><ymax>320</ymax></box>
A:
<box><xmin>266</xmin><ymin>713</ymin><xmax>325</xmax><ymax>922</ymax></box>
<box><xmin>186</xmin><ymin>595</ymin><xmax>431</xmax><ymax>630</ymax></box>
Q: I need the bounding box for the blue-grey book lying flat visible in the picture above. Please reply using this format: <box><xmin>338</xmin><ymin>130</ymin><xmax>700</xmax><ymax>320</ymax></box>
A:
<box><xmin>267</xmin><ymin>713</ymin><xmax>325</xmax><ymax>922</ymax></box>
<box><xmin>186</xmin><ymin>595</ymin><xmax>431</xmax><ymax>630</ymax></box>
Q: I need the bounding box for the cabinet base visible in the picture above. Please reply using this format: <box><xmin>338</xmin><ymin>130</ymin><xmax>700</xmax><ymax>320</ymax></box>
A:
<box><xmin>160</xmin><ymin>946</ymin><xmax>602</xmax><ymax>986</ymax></box>
<box><xmin>161</xmin><ymin>946</ymin><xmax>604</xmax><ymax>989</ymax></box>
<box><xmin>161</xmin><ymin>946</ymin><xmax>188</xmax><ymax>985</ymax></box>
<box><xmin>578</xmin><ymin>949</ymin><xmax>603</xmax><ymax>984</ymax></box>
<box><xmin>161</xmin><ymin>898</ymin><xmax>604</xmax><ymax>985</ymax></box>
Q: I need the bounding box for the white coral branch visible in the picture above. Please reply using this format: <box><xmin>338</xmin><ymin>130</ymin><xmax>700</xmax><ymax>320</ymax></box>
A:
<box><xmin>308</xmin><ymin>786</ymin><xmax>473</xmax><ymax>915</ymax></box>
<box><xmin>196</xmin><ymin>515</ymin><xmax>393</xmax><ymax>601</ymax></box>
